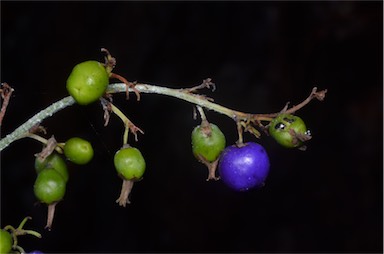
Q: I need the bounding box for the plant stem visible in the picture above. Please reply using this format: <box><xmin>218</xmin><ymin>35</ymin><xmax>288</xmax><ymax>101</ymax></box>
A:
<box><xmin>107</xmin><ymin>83</ymin><xmax>247</xmax><ymax>120</ymax></box>
<box><xmin>0</xmin><ymin>96</ymin><xmax>75</xmax><ymax>151</ymax></box>
<box><xmin>109</xmin><ymin>102</ymin><xmax>131</xmax><ymax>145</ymax></box>
<box><xmin>196</xmin><ymin>105</ymin><xmax>207</xmax><ymax>122</ymax></box>
<box><xmin>25</xmin><ymin>133</ymin><xmax>64</xmax><ymax>154</ymax></box>
<box><xmin>0</xmin><ymin>82</ymin><xmax>325</xmax><ymax>152</ymax></box>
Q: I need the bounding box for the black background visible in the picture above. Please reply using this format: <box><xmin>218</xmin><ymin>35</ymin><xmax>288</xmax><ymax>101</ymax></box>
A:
<box><xmin>1</xmin><ymin>1</ymin><xmax>383</xmax><ymax>253</ymax></box>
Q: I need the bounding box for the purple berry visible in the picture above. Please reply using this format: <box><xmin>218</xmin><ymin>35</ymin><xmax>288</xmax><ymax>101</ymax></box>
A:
<box><xmin>218</xmin><ymin>142</ymin><xmax>270</xmax><ymax>191</ymax></box>
<box><xmin>29</xmin><ymin>251</ymin><xmax>44</xmax><ymax>254</ymax></box>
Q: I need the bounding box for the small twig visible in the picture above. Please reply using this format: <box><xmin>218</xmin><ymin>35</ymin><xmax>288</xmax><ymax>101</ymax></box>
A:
<box><xmin>25</xmin><ymin>133</ymin><xmax>63</xmax><ymax>154</ymax></box>
<box><xmin>280</xmin><ymin>102</ymin><xmax>290</xmax><ymax>113</ymax></box>
<box><xmin>35</xmin><ymin>135</ymin><xmax>58</xmax><ymax>161</ymax></box>
<box><xmin>100</xmin><ymin>98</ymin><xmax>144</xmax><ymax>144</ymax></box>
<box><xmin>254</xmin><ymin>87</ymin><xmax>328</xmax><ymax>122</ymax></box>
<box><xmin>284</xmin><ymin>87</ymin><xmax>327</xmax><ymax>115</ymax></box>
<box><xmin>242</xmin><ymin>117</ymin><xmax>261</xmax><ymax>138</ymax></box>
<box><xmin>236</xmin><ymin>121</ymin><xmax>244</xmax><ymax>145</ymax></box>
<box><xmin>196</xmin><ymin>105</ymin><xmax>207</xmax><ymax>122</ymax></box>
<box><xmin>0</xmin><ymin>83</ymin><xmax>14</xmax><ymax>126</ymax></box>
<box><xmin>100</xmin><ymin>98</ymin><xmax>112</xmax><ymax>126</ymax></box>
<box><xmin>101</xmin><ymin>48</ymin><xmax>116</xmax><ymax>74</ymax></box>
<box><xmin>29</xmin><ymin>125</ymin><xmax>48</xmax><ymax>135</ymax></box>
<box><xmin>110</xmin><ymin>73</ymin><xmax>140</xmax><ymax>101</ymax></box>
<box><xmin>183</xmin><ymin>78</ymin><xmax>216</xmax><ymax>93</ymax></box>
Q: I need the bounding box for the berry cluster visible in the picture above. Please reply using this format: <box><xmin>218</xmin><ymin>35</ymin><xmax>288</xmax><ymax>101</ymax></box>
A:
<box><xmin>33</xmin><ymin>137</ymin><xmax>93</xmax><ymax>230</ymax></box>
<box><xmin>190</xmin><ymin>111</ymin><xmax>310</xmax><ymax>191</ymax></box>
<box><xmin>0</xmin><ymin>49</ymin><xmax>326</xmax><ymax>252</ymax></box>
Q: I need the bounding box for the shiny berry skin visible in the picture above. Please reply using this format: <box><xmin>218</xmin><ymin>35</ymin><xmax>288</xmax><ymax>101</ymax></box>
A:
<box><xmin>29</xmin><ymin>251</ymin><xmax>44</xmax><ymax>254</ymax></box>
<box><xmin>66</xmin><ymin>60</ymin><xmax>109</xmax><ymax>105</ymax></box>
<box><xmin>269</xmin><ymin>113</ymin><xmax>308</xmax><ymax>148</ymax></box>
<box><xmin>34</xmin><ymin>169</ymin><xmax>66</xmax><ymax>204</ymax></box>
<box><xmin>219</xmin><ymin>142</ymin><xmax>270</xmax><ymax>191</ymax></box>
<box><xmin>35</xmin><ymin>153</ymin><xmax>69</xmax><ymax>182</ymax></box>
<box><xmin>191</xmin><ymin>123</ymin><xmax>226</xmax><ymax>162</ymax></box>
<box><xmin>114</xmin><ymin>147</ymin><xmax>146</xmax><ymax>180</ymax></box>
<box><xmin>64</xmin><ymin>137</ymin><xmax>94</xmax><ymax>165</ymax></box>
<box><xmin>0</xmin><ymin>229</ymin><xmax>12</xmax><ymax>254</ymax></box>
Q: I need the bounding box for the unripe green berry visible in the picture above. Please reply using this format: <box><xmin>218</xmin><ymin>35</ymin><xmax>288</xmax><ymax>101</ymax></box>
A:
<box><xmin>34</xmin><ymin>169</ymin><xmax>66</xmax><ymax>204</ymax></box>
<box><xmin>269</xmin><ymin>113</ymin><xmax>309</xmax><ymax>148</ymax></box>
<box><xmin>191</xmin><ymin>122</ymin><xmax>226</xmax><ymax>162</ymax></box>
<box><xmin>64</xmin><ymin>137</ymin><xmax>94</xmax><ymax>165</ymax></box>
<box><xmin>0</xmin><ymin>229</ymin><xmax>12</xmax><ymax>254</ymax></box>
<box><xmin>35</xmin><ymin>153</ymin><xmax>69</xmax><ymax>182</ymax></box>
<box><xmin>114</xmin><ymin>147</ymin><xmax>146</xmax><ymax>180</ymax></box>
<box><xmin>66</xmin><ymin>60</ymin><xmax>109</xmax><ymax>105</ymax></box>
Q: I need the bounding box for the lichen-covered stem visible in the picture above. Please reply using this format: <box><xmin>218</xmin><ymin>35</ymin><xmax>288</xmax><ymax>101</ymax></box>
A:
<box><xmin>107</xmin><ymin>83</ymin><xmax>248</xmax><ymax>120</ymax></box>
<box><xmin>0</xmin><ymin>82</ymin><xmax>324</xmax><ymax>152</ymax></box>
<box><xmin>0</xmin><ymin>96</ymin><xmax>75</xmax><ymax>151</ymax></box>
<box><xmin>0</xmin><ymin>84</ymin><xmax>245</xmax><ymax>151</ymax></box>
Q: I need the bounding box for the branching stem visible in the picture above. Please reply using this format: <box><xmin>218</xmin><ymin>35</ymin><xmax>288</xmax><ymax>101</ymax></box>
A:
<box><xmin>0</xmin><ymin>96</ymin><xmax>75</xmax><ymax>151</ymax></box>
<box><xmin>0</xmin><ymin>82</ymin><xmax>326</xmax><ymax>152</ymax></box>
<box><xmin>100</xmin><ymin>98</ymin><xmax>144</xmax><ymax>145</ymax></box>
<box><xmin>0</xmin><ymin>83</ymin><xmax>14</xmax><ymax>126</ymax></box>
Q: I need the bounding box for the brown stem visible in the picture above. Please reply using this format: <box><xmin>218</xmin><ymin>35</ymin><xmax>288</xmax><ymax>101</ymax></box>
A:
<box><xmin>0</xmin><ymin>83</ymin><xmax>14</xmax><ymax>126</ymax></box>
<box><xmin>45</xmin><ymin>202</ymin><xmax>58</xmax><ymax>230</ymax></box>
<box><xmin>110</xmin><ymin>73</ymin><xmax>141</xmax><ymax>101</ymax></box>
<box><xmin>183</xmin><ymin>78</ymin><xmax>216</xmax><ymax>93</ymax></box>
<box><xmin>116</xmin><ymin>179</ymin><xmax>134</xmax><ymax>207</ymax></box>
<box><xmin>100</xmin><ymin>97</ymin><xmax>144</xmax><ymax>143</ymax></box>
<box><xmin>101</xmin><ymin>48</ymin><xmax>116</xmax><ymax>73</ymax></box>
<box><xmin>285</xmin><ymin>87</ymin><xmax>327</xmax><ymax>114</ymax></box>
<box><xmin>35</xmin><ymin>135</ymin><xmax>58</xmax><ymax>161</ymax></box>
<box><xmin>195</xmin><ymin>154</ymin><xmax>220</xmax><ymax>181</ymax></box>
<box><xmin>254</xmin><ymin>87</ymin><xmax>328</xmax><ymax>122</ymax></box>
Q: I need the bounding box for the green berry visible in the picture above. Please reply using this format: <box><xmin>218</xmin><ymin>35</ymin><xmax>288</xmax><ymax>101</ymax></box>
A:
<box><xmin>35</xmin><ymin>153</ymin><xmax>69</xmax><ymax>182</ymax></box>
<box><xmin>34</xmin><ymin>169</ymin><xmax>66</xmax><ymax>204</ymax></box>
<box><xmin>64</xmin><ymin>137</ymin><xmax>94</xmax><ymax>165</ymax></box>
<box><xmin>114</xmin><ymin>147</ymin><xmax>146</xmax><ymax>180</ymax></box>
<box><xmin>0</xmin><ymin>229</ymin><xmax>12</xmax><ymax>254</ymax></box>
<box><xmin>66</xmin><ymin>60</ymin><xmax>109</xmax><ymax>105</ymax></box>
<box><xmin>269</xmin><ymin>113</ymin><xmax>309</xmax><ymax>148</ymax></box>
<box><xmin>191</xmin><ymin>122</ymin><xmax>226</xmax><ymax>162</ymax></box>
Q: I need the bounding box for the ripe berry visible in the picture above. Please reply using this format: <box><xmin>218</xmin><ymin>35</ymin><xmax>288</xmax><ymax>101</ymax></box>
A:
<box><xmin>114</xmin><ymin>147</ymin><xmax>146</xmax><ymax>180</ymax></box>
<box><xmin>219</xmin><ymin>142</ymin><xmax>270</xmax><ymax>191</ymax></box>
<box><xmin>34</xmin><ymin>169</ymin><xmax>66</xmax><ymax>204</ymax></box>
<box><xmin>35</xmin><ymin>153</ymin><xmax>69</xmax><ymax>183</ymax></box>
<box><xmin>64</xmin><ymin>137</ymin><xmax>94</xmax><ymax>165</ymax></box>
<box><xmin>191</xmin><ymin>122</ymin><xmax>226</xmax><ymax>163</ymax></box>
<box><xmin>0</xmin><ymin>229</ymin><xmax>12</xmax><ymax>254</ymax></box>
<box><xmin>66</xmin><ymin>60</ymin><xmax>109</xmax><ymax>105</ymax></box>
<box><xmin>269</xmin><ymin>113</ymin><xmax>310</xmax><ymax>148</ymax></box>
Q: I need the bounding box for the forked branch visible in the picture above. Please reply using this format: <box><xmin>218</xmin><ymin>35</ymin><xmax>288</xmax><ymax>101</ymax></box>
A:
<box><xmin>0</xmin><ymin>81</ymin><xmax>326</xmax><ymax>151</ymax></box>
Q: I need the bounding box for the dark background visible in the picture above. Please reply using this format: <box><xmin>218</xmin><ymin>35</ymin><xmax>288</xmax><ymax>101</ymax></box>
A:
<box><xmin>1</xmin><ymin>1</ymin><xmax>382</xmax><ymax>253</ymax></box>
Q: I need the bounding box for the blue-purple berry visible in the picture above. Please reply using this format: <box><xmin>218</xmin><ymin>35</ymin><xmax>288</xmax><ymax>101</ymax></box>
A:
<box><xmin>218</xmin><ymin>142</ymin><xmax>270</xmax><ymax>191</ymax></box>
